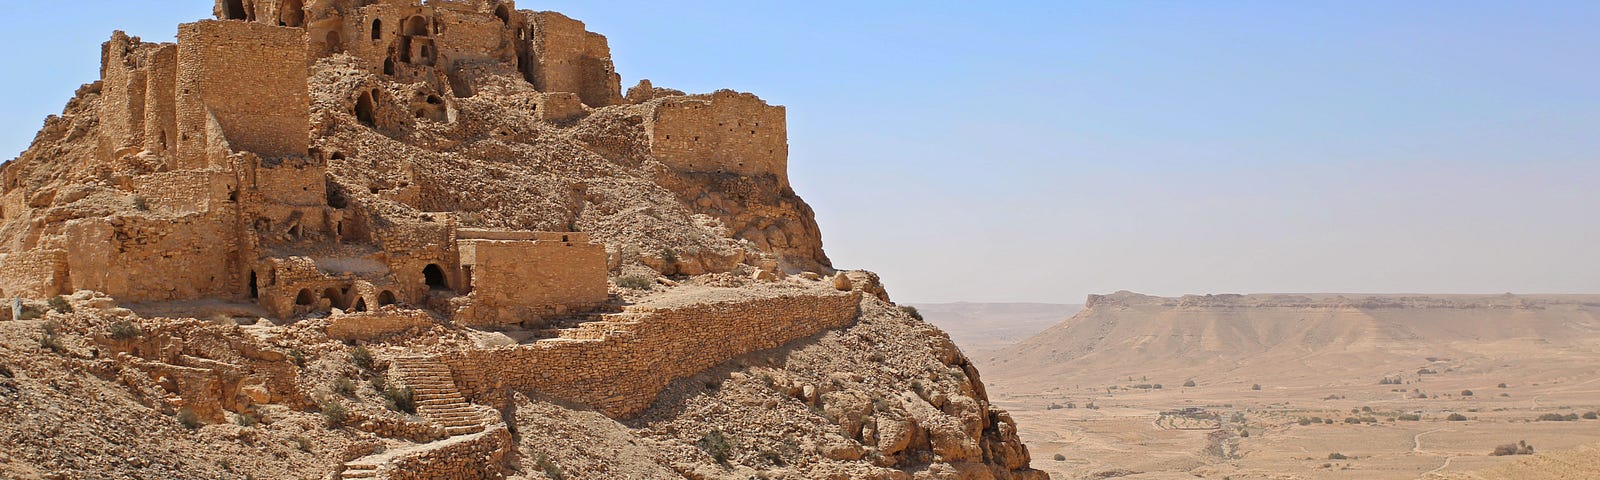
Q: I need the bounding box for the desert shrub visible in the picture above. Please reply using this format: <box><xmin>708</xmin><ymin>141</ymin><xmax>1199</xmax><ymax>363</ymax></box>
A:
<box><xmin>1417</xmin><ymin>368</ymin><xmax>1438</xmax><ymax>375</ymax></box>
<box><xmin>1328</xmin><ymin>453</ymin><xmax>1348</xmax><ymax>460</ymax></box>
<box><xmin>659</xmin><ymin>248</ymin><xmax>678</xmax><ymax>264</ymax></box>
<box><xmin>1583</xmin><ymin>411</ymin><xmax>1598</xmax><ymax>420</ymax></box>
<box><xmin>868</xmin><ymin>351</ymin><xmax>886</xmax><ymax>363</ymax></box>
<box><xmin>1379</xmin><ymin>377</ymin><xmax>1400</xmax><ymax>385</ymax></box>
<box><xmin>17</xmin><ymin>304</ymin><xmax>46</xmax><ymax>321</ymax></box>
<box><xmin>1252</xmin><ymin>384</ymin><xmax>1262</xmax><ymax>391</ymax></box>
<box><xmin>350</xmin><ymin>345</ymin><xmax>375</xmax><ymax>371</ymax></box>
<box><xmin>1297</xmin><ymin>418</ymin><xmax>1313</xmax><ymax>426</ymax></box>
<box><xmin>1239</xmin><ymin>429</ymin><xmax>1250</xmax><ymax>438</ymax></box>
<box><xmin>1053</xmin><ymin>453</ymin><xmax>1067</xmax><ymax>461</ymax></box>
<box><xmin>1461</xmin><ymin>390</ymin><xmax>1474</xmax><ymax>397</ymax></box>
<box><xmin>1491</xmin><ymin>441</ymin><xmax>1534</xmax><ymax>456</ymax></box>
<box><xmin>287</xmin><ymin>349</ymin><xmax>307</xmax><ymax>367</ymax></box>
<box><xmin>1398</xmin><ymin>414</ymin><xmax>1422</xmax><ymax>421</ymax></box>
<box><xmin>1536</xmin><ymin>413</ymin><xmax>1579</xmax><ymax>422</ymax></box>
<box><xmin>47</xmin><ymin>296</ymin><xmax>73</xmax><ymax>314</ymax></box>
<box><xmin>616</xmin><ymin>275</ymin><xmax>654</xmax><ymax>290</ymax></box>
<box><xmin>332</xmin><ymin>377</ymin><xmax>357</xmax><ymax>397</ymax></box>
<box><xmin>698</xmin><ymin>429</ymin><xmax>732</xmax><ymax>464</ymax></box>
<box><xmin>132</xmin><ymin>196</ymin><xmax>149</xmax><ymax>211</ymax></box>
<box><xmin>320</xmin><ymin>400</ymin><xmax>349</xmax><ymax>428</ymax></box>
<box><xmin>1323</xmin><ymin>419</ymin><xmax>1334</xmax><ymax>424</ymax></box>
<box><xmin>899</xmin><ymin>305</ymin><xmax>923</xmax><ymax>321</ymax></box>
<box><xmin>177</xmin><ymin>408</ymin><xmax>202</xmax><ymax>430</ymax></box>
<box><xmin>1183</xmin><ymin>379</ymin><xmax>1197</xmax><ymax>387</ymax></box>
<box><xmin>1498</xmin><ymin>383</ymin><xmax>1508</xmax><ymax>388</ymax></box>
<box><xmin>1447</xmin><ymin>413</ymin><xmax>1469</xmax><ymax>421</ymax></box>
<box><xmin>235</xmin><ymin>411</ymin><xmax>260</xmax><ymax>428</ymax></box>
<box><xmin>109</xmin><ymin>320</ymin><xmax>141</xmax><ymax>341</ymax></box>
<box><xmin>383</xmin><ymin>386</ymin><xmax>416</xmax><ymax>414</ymax></box>
<box><xmin>37</xmin><ymin>321</ymin><xmax>65</xmax><ymax>354</ymax></box>
<box><xmin>0</xmin><ymin>364</ymin><xmax>11</xmax><ymax>378</ymax></box>
<box><xmin>293</xmin><ymin>435</ymin><xmax>313</xmax><ymax>452</ymax></box>
<box><xmin>535</xmin><ymin>454</ymin><xmax>566</xmax><ymax>480</ymax></box>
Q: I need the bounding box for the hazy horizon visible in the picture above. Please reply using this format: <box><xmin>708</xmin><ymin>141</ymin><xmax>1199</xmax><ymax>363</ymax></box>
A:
<box><xmin>3</xmin><ymin>1</ymin><xmax>1596</xmax><ymax>304</ymax></box>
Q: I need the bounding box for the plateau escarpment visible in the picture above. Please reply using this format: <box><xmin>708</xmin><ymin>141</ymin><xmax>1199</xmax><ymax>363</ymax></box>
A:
<box><xmin>0</xmin><ymin>2</ymin><xmax>1044</xmax><ymax>479</ymax></box>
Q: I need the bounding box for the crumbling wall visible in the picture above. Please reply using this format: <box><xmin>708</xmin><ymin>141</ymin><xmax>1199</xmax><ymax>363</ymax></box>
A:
<box><xmin>64</xmin><ymin>214</ymin><xmax>234</xmax><ymax>302</ymax></box>
<box><xmin>99</xmin><ymin>32</ymin><xmax>150</xmax><ymax>158</ymax></box>
<box><xmin>130</xmin><ymin>170</ymin><xmax>236</xmax><ymax>215</ymax></box>
<box><xmin>648</xmin><ymin>90</ymin><xmax>789</xmax><ymax>186</ymax></box>
<box><xmin>526</xmin><ymin>11</ymin><xmax>622</xmax><ymax>107</ymax></box>
<box><xmin>456</xmin><ymin>234</ymin><xmax>607</xmax><ymax>326</ymax></box>
<box><xmin>439</xmin><ymin>292</ymin><xmax>862</xmax><ymax>417</ymax></box>
<box><xmin>0</xmin><ymin>249</ymin><xmax>70</xmax><ymax>298</ymax></box>
<box><xmin>176</xmin><ymin>21</ymin><xmax>310</xmax><ymax>168</ymax></box>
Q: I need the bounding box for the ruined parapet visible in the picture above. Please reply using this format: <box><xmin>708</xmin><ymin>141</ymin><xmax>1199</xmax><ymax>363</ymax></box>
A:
<box><xmin>453</xmin><ymin>229</ymin><xmax>608</xmax><ymax>327</ymax></box>
<box><xmin>524</xmin><ymin>11</ymin><xmax>623</xmax><ymax>108</ymax></box>
<box><xmin>647</xmin><ymin>90</ymin><xmax>790</xmax><ymax>187</ymax></box>
<box><xmin>176</xmin><ymin>21</ymin><xmax>310</xmax><ymax>169</ymax></box>
<box><xmin>0</xmin><ymin>249</ymin><xmax>71</xmax><ymax>299</ymax></box>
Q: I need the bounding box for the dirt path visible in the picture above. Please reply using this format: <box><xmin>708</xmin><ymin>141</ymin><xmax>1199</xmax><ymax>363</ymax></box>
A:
<box><xmin>1413</xmin><ymin>428</ymin><xmax>1447</xmax><ymax>453</ymax></box>
<box><xmin>1424</xmin><ymin>456</ymin><xmax>1456</xmax><ymax>476</ymax></box>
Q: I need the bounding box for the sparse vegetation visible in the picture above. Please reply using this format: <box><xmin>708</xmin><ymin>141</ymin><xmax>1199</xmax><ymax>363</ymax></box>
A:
<box><xmin>698</xmin><ymin>429</ymin><xmax>732</xmax><ymax>464</ymax></box>
<box><xmin>177</xmin><ymin>408</ymin><xmax>202</xmax><ymax>430</ymax></box>
<box><xmin>109</xmin><ymin>320</ymin><xmax>141</xmax><ymax>341</ymax></box>
<box><xmin>1252</xmin><ymin>384</ymin><xmax>1262</xmax><ymax>391</ymax></box>
<box><xmin>1447</xmin><ymin>413</ymin><xmax>1469</xmax><ymax>421</ymax></box>
<box><xmin>132</xmin><ymin>196</ymin><xmax>149</xmax><ymax>211</ymax></box>
<box><xmin>47</xmin><ymin>296</ymin><xmax>73</xmax><ymax>314</ymax></box>
<box><xmin>332</xmin><ymin>377</ymin><xmax>357</xmax><ymax>397</ymax></box>
<box><xmin>1584</xmin><ymin>411</ymin><xmax>1599</xmax><ymax>420</ymax></box>
<box><xmin>899</xmin><ymin>305</ymin><xmax>923</xmax><ymax>321</ymax></box>
<box><xmin>1328</xmin><ymin>453</ymin><xmax>1348</xmax><ymax>460</ymax></box>
<box><xmin>38</xmin><ymin>321</ymin><xmax>65</xmax><ymax>353</ymax></box>
<box><xmin>235</xmin><ymin>411</ymin><xmax>260</xmax><ymax>428</ymax></box>
<box><xmin>350</xmin><ymin>345</ymin><xmax>375</xmax><ymax>371</ymax></box>
<box><xmin>1491</xmin><ymin>441</ymin><xmax>1535</xmax><ymax>456</ymax></box>
<box><xmin>287</xmin><ymin>348</ymin><xmax>307</xmax><ymax>367</ymax></box>
<box><xmin>292</xmin><ymin>435</ymin><xmax>313</xmax><ymax>452</ymax></box>
<box><xmin>535</xmin><ymin>454</ymin><xmax>566</xmax><ymax>480</ymax></box>
<box><xmin>1498</xmin><ymin>383</ymin><xmax>1508</xmax><ymax>388</ymax></box>
<box><xmin>1536</xmin><ymin>413</ymin><xmax>1579</xmax><ymax>422</ymax></box>
<box><xmin>1460</xmin><ymin>389</ymin><xmax>1473</xmax><ymax>397</ymax></box>
<box><xmin>1053</xmin><ymin>453</ymin><xmax>1067</xmax><ymax>461</ymax></box>
<box><xmin>383</xmin><ymin>385</ymin><xmax>416</xmax><ymax>414</ymax></box>
<box><xmin>1183</xmin><ymin>379</ymin><xmax>1197</xmax><ymax>387</ymax></box>
<box><xmin>320</xmin><ymin>400</ymin><xmax>349</xmax><ymax>428</ymax></box>
<box><xmin>1397</xmin><ymin>414</ymin><xmax>1421</xmax><ymax>421</ymax></box>
<box><xmin>616</xmin><ymin>275</ymin><xmax>654</xmax><ymax>290</ymax></box>
<box><xmin>659</xmin><ymin>248</ymin><xmax>678</xmax><ymax>265</ymax></box>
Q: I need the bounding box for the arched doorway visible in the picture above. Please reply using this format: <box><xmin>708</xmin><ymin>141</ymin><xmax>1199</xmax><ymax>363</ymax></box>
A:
<box><xmin>377</xmin><ymin>291</ymin><xmax>397</xmax><ymax>306</ymax></box>
<box><xmin>371</xmin><ymin>19</ymin><xmax>383</xmax><ymax>40</ymax></box>
<box><xmin>322</xmin><ymin>288</ymin><xmax>341</xmax><ymax>309</ymax></box>
<box><xmin>355</xmin><ymin>90</ymin><xmax>376</xmax><ymax>126</ymax></box>
<box><xmin>248</xmin><ymin>271</ymin><xmax>259</xmax><ymax>299</ymax></box>
<box><xmin>326</xmin><ymin>31</ymin><xmax>343</xmax><ymax>54</ymax></box>
<box><xmin>495</xmin><ymin>5</ymin><xmax>511</xmax><ymax>24</ymax></box>
<box><xmin>351</xmin><ymin>297</ymin><xmax>368</xmax><ymax>312</ymax></box>
<box><xmin>280</xmin><ymin>0</ymin><xmax>304</xmax><ymax>27</ymax></box>
<box><xmin>295</xmin><ymin>289</ymin><xmax>316</xmax><ymax>306</ymax></box>
<box><xmin>423</xmin><ymin>264</ymin><xmax>448</xmax><ymax>290</ymax></box>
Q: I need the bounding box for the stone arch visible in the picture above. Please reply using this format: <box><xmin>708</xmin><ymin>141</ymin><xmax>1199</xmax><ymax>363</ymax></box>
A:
<box><xmin>371</xmin><ymin>19</ymin><xmax>383</xmax><ymax>40</ymax></box>
<box><xmin>495</xmin><ymin>5</ymin><xmax>511</xmax><ymax>24</ymax></box>
<box><xmin>404</xmin><ymin>16</ymin><xmax>429</xmax><ymax>36</ymax></box>
<box><xmin>223</xmin><ymin>0</ymin><xmax>247</xmax><ymax>20</ymax></box>
<box><xmin>279</xmin><ymin>0</ymin><xmax>304</xmax><ymax>27</ymax></box>
<box><xmin>377</xmin><ymin>290</ymin><xmax>397</xmax><ymax>306</ymax></box>
<box><xmin>326</xmin><ymin>30</ymin><xmax>343</xmax><ymax>54</ymax></box>
<box><xmin>321</xmin><ymin>288</ymin><xmax>341</xmax><ymax>309</ymax></box>
<box><xmin>295</xmin><ymin>289</ymin><xmax>315</xmax><ymax>306</ymax></box>
<box><xmin>423</xmin><ymin>264</ymin><xmax>448</xmax><ymax>290</ymax></box>
<box><xmin>355</xmin><ymin>90</ymin><xmax>377</xmax><ymax>126</ymax></box>
<box><xmin>351</xmin><ymin>297</ymin><xmax>368</xmax><ymax>312</ymax></box>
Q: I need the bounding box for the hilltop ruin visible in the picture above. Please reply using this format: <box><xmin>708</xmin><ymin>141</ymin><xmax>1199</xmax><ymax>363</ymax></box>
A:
<box><xmin>0</xmin><ymin>2</ymin><xmax>1046</xmax><ymax>479</ymax></box>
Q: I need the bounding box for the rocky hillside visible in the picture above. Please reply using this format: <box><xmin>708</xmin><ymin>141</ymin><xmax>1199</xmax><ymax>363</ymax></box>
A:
<box><xmin>0</xmin><ymin>1</ymin><xmax>1045</xmax><ymax>479</ymax></box>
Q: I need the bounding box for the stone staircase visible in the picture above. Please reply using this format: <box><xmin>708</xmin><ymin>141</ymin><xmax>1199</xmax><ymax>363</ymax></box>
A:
<box><xmin>338</xmin><ymin>355</ymin><xmax>494</xmax><ymax>479</ymax></box>
<box><xmin>393</xmin><ymin>355</ymin><xmax>485</xmax><ymax>436</ymax></box>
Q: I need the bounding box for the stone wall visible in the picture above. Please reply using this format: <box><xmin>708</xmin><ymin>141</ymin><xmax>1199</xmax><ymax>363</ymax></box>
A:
<box><xmin>456</xmin><ymin>236</ymin><xmax>607</xmax><ymax>326</ymax></box>
<box><xmin>0</xmin><ymin>249</ymin><xmax>70</xmax><ymax>298</ymax></box>
<box><xmin>176</xmin><ymin>21</ymin><xmax>309</xmax><ymax>168</ymax></box>
<box><xmin>526</xmin><ymin>11</ymin><xmax>622</xmax><ymax>107</ymax></box>
<box><xmin>648</xmin><ymin>90</ymin><xmax>789</xmax><ymax>186</ymax></box>
<box><xmin>438</xmin><ymin>292</ymin><xmax>862</xmax><ymax>417</ymax></box>
<box><xmin>384</xmin><ymin>425</ymin><xmax>513</xmax><ymax>480</ymax></box>
<box><xmin>64</xmin><ymin>214</ymin><xmax>234</xmax><ymax>302</ymax></box>
<box><xmin>131</xmin><ymin>170</ymin><xmax>236</xmax><ymax>215</ymax></box>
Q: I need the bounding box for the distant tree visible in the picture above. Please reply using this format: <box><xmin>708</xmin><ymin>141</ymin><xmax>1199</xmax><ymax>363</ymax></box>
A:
<box><xmin>1461</xmin><ymin>390</ymin><xmax>1474</xmax><ymax>397</ymax></box>
<box><xmin>1183</xmin><ymin>379</ymin><xmax>1197</xmax><ymax>387</ymax></box>
<box><xmin>1252</xmin><ymin>384</ymin><xmax>1262</xmax><ymax>391</ymax></box>
<box><xmin>1447</xmin><ymin>413</ymin><xmax>1468</xmax><ymax>421</ymax></box>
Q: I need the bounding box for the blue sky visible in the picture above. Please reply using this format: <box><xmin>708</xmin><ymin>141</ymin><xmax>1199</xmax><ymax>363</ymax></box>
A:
<box><xmin>3</xmin><ymin>1</ymin><xmax>1597</xmax><ymax>303</ymax></box>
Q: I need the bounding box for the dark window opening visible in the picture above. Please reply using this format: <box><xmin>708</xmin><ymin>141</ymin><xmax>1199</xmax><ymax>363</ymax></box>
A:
<box><xmin>371</xmin><ymin>19</ymin><xmax>383</xmax><ymax>40</ymax></box>
<box><xmin>355</xmin><ymin>91</ymin><xmax>376</xmax><ymax>126</ymax></box>
<box><xmin>351</xmin><ymin>298</ymin><xmax>368</xmax><ymax>312</ymax></box>
<box><xmin>404</xmin><ymin>16</ymin><xmax>428</xmax><ymax>36</ymax></box>
<box><xmin>383</xmin><ymin>57</ymin><xmax>396</xmax><ymax>75</ymax></box>
<box><xmin>295</xmin><ymin>289</ymin><xmax>315</xmax><ymax>306</ymax></box>
<box><xmin>223</xmin><ymin>0</ymin><xmax>247</xmax><ymax>20</ymax></box>
<box><xmin>423</xmin><ymin>264</ymin><xmax>448</xmax><ymax>290</ymax></box>
<box><xmin>322</xmin><ymin>288</ymin><xmax>341</xmax><ymax>308</ymax></box>
<box><xmin>326</xmin><ymin>31</ymin><xmax>343</xmax><ymax>54</ymax></box>
<box><xmin>248</xmin><ymin>271</ymin><xmax>259</xmax><ymax>299</ymax></box>
<box><xmin>377</xmin><ymin>290</ymin><xmax>397</xmax><ymax>306</ymax></box>
<box><xmin>495</xmin><ymin>5</ymin><xmax>511</xmax><ymax>24</ymax></box>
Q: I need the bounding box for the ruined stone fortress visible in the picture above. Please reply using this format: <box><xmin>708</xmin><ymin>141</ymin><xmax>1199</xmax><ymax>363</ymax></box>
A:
<box><xmin>0</xmin><ymin>0</ymin><xmax>792</xmax><ymax>327</ymax></box>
